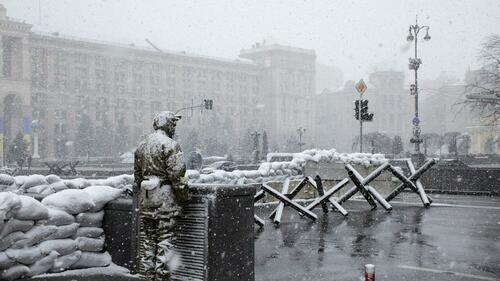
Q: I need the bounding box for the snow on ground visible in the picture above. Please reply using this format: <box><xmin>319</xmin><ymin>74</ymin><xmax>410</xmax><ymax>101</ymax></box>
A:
<box><xmin>31</xmin><ymin>262</ymin><xmax>133</xmax><ymax>279</ymax></box>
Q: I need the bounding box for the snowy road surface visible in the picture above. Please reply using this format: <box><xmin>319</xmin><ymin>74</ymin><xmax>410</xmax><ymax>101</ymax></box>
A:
<box><xmin>255</xmin><ymin>193</ymin><xmax>500</xmax><ymax>281</ymax></box>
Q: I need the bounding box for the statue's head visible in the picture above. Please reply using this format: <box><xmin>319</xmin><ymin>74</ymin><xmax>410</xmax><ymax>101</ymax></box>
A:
<box><xmin>153</xmin><ymin>111</ymin><xmax>181</xmax><ymax>137</ymax></box>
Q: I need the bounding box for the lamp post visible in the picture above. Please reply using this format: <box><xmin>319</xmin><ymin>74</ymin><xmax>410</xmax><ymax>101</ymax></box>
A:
<box><xmin>406</xmin><ymin>16</ymin><xmax>431</xmax><ymax>164</ymax></box>
<box><xmin>297</xmin><ymin>127</ymin><xmax>306</xmax><ymax>152</ymax></box>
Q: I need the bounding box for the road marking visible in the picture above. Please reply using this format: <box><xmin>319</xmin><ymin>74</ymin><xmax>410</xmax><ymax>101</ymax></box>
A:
<box><xmin>431</xmin><ymin>203</ymin><xmax>500</xmax><ymax>210</ymax></box>
<box><xmin>365</xmin><ymin>199</ymin><xmax>500</xmax><ymax>210</ymax></box>
<box><xmin>398</xmin><ymin>265</ymin><xmax>500</xmax><ymax>281</ymax></box>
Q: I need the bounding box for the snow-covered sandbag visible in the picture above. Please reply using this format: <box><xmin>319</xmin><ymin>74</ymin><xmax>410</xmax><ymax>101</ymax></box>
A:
<box><xmin>75</xmin><ymin>237</ymin><xmax>104</xmax><ymax>252</ymax></box>
<box><xmin>45</xmin><ymin>175</ymin><xmax>62</xmax><ymax>184</ymax></box>
<box><xmin>49</xmin><ymin>181</ymin><xmax>68</xmax><ymax>192</ymax></box>
<box><xmin>69</xmin><ymin>251</ymin><xmax>111</xmax><ymax>269</ymax></box>
<box><xmin>83</xmin><ymin>185</ymin><xmax>123</xmax><ymax>211</ymax></box>
<box><xmin>43</xmin><ymin>208</ymin><xmax>75</xmax><ymax>226</ymax></box>
<box><xmin>73</xmin><ymin>227</ymin><xmax>104</xmax><ymax>239</ymax></box>
<box><xmin>39</xmin><ymin>239</ymin><xmax>77</xmax><ymax>256</ymax></box>
<box><xmin>0</xmin><ymin>264</ymin><xmax>30</xmax><ymax>281</ymax></box>
<box><xmin>0</xmin><ymin>219</ymin><xmax>34</xmax><ymax>238</ymax></box>
<box><xmin>41</xmin><ymin>190</ymin><xmax>95</xmax><ymax>214</ymax></box>
<box><xmin>50</xmin><ymin>250</ymin><xmax>82</xmax><ymax>273</ymax></box>
<box><xmin>15</xmin><ymin>195</ymin><xmax>49</xmax><ymax>221</ymax></box>
<box><xmin>0</xmin><ymin>252</ymin><xmax>15</xmax><ymax>270</ymax></box>
<box><xmin>45</xmin><ymin>223</ymin><xmax>79</xmax><ymax>240</ymax></box>
<box><xmin>76</xmin><ymin>211</ymin><xmax>104</xmax><ymax>227</ymax></box>
<box><xmin>0</xmin><ymin>192</ymin><xmax>21</xmax><ymax>219</ymax></box>
<box><xmin>0</xmin><ymin>174</ymin><xmax>15</xmax><ymax>186</ymax></box>
<box><xmin>0</xmin><ymin>232</ymin><xmax>26</xmax><ymax>251</ymax></box>
<box><xmin>19</xmin><ymin>175</ymin><xmax>48</xmax><ymax>190</ymax></box>
<box><xmin>63</xmin><ymin>178</ymin><xmax>91</xmax><ymax>190</ymax></box>
<box><xmin>11</xmin><ymin>225</ymin><xmax>57</xmax><ymax>249</ymax></box>
<box><xmin>13</xmin><ymin>176</ymin><xmax>27</xmax><ymax>188</ymax></box>
<box><xmin>28</xmin><ymin>250</ymin><xmax>59</xmax><ymax>277</ymax></box>
<box><xmin>92</xmin><ymin>175</ymin><xmax>134</xmax><ymax>189</ymax></box>
<box><xmin>6</xmin><ymin>247</ymin><xmax>43</xmax><ymax>264</ymax></box>
<box><xmin>0</xmin><ymin>184</ymin><xmax>17</xmax><ymax>192</ymax></box>
<box><xmin>26</xmin><ymin>184</ymin><xmax>53</xmax><ymax>195</ymax></box>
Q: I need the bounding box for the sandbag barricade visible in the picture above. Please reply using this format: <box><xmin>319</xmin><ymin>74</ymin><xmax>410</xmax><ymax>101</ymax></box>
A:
<box><xmin>0</xmin><ymin>174</ymin><xmax>125</xmax><ymax>280</ymax></box>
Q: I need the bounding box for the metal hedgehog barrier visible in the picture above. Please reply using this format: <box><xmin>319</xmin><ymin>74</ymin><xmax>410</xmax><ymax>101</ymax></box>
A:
<box><xmin>254</xmin><ymin>158</ymin><xmax>436</xmax><ymax>227</ymax></box>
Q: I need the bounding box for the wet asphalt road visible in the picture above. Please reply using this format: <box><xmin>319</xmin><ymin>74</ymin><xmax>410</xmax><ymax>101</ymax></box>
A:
<box><xmin>255</xmin><ymin>193</ymin><xmax>500</xmax><ymax>281</ymax></box>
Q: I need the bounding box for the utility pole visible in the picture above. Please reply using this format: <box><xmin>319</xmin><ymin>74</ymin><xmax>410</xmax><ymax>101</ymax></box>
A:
<box><xmin>406</xmin><ymin>15</ymin><xmax>431</xmax><ymax>164</ymax></box>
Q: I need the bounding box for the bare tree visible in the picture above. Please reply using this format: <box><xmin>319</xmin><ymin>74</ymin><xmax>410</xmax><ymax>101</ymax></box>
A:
<box><xmin>465</xmin><ymin>35</ymin><xmax>500</xmax><ymax>122</ymax></box>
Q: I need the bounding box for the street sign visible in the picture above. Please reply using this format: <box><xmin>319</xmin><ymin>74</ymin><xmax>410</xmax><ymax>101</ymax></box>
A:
<box><xmin>412</xmin><ymin>116</ymin><xmax>420</xmax><ymax>126</ymax></box>
<box><xmin>355</xmin><ymin>79</ymin><xmax>367</xmax><ymax>95</ymax></box>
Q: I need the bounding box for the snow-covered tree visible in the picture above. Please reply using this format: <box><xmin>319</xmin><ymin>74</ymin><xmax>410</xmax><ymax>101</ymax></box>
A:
<box><xmin>465</xmin><ymin>35</ymin><xmax>500</xmax><ymax>123</ymax></box>
<box><xmin>261</xmin><ymin>131</ymin><xmax>269</xmax><ymax>159</ymax></box>
<box><xmin>74</xmin><ymin>114</ymin><xmax>95</xmax><ymax>158</ymax></box>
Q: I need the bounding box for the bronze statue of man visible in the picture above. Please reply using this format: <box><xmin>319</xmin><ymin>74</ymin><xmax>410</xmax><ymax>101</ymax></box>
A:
<box><xmin>134</xmin><ymin>111</ymin><xmax>188</xmax><ymax>280</ymax></box>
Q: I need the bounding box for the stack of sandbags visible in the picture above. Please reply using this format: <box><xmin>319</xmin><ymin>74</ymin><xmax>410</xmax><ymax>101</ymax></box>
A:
<box><xmin>41</xmin><ymin>187</ymin><xmax>121</xmax><ymax>271</ymax></box>
<box><xmin>0</xmin><ymin>185</ymin><xmax>123</xmax><ymax>280</ymax></box>
<box><xmin>0</xmin><ymin>192</ymin><xmax>60</xmax><ymax>280</ymax></box>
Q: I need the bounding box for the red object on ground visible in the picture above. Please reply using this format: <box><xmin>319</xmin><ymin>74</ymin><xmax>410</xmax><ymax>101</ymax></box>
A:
<box><xmin>365</xmin><ymin>264</ymin><xmax>375</xmax><ymax>281</ymax></box>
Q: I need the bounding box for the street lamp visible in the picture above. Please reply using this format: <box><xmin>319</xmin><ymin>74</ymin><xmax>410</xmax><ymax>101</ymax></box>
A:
<box><xmin>406</xmin><ymin>16</ymin><xmax>430</xmax><ymax>164</ymax></box>
<box><xmin>297</xmin><ymin>127</ymin><xmax>306</xmax><ymax>152</ymax></box>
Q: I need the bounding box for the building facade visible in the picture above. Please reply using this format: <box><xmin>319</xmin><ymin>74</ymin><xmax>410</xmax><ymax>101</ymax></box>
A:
<box><xmin>0</xmin><ymin>5</ymin><xmax>316</xmax><ymax>161</ymax></box>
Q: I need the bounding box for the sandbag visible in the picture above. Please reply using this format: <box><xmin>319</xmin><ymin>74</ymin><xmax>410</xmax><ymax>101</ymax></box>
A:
<box><xmin>15</xmin><ymin>195</ymin><xmax>49</xmax><ymax>221</ymax></box>
<box><xmin>41</xmin><ymin>190</ymin><xmax>95</xmax><ymax>214</ymax></box>
<box><xmin>45</xmin><ymin>223</ymin><xmax>79</xmax><ymax>240</ymax></box>
<box><xmin>11</xmin><ymin>225</ymin><xmax>57</xmax><ymax>249</ymax></box>
<box><xmin>19</xmin><ymin>175</ymin><xmax>48</xmax><ymax>190</ymax></box>
<box><xmin>75</xmin><ymin>211</ymin><xmax>104</xmax><ymax>227</ymax></box>
<box><xmin>39</xmin><ymin>239</ymin><xmax>77</xmax><ymax>256</ymax></box>
<box><xmin>83</xmin><ymin>185</ymin><xmax>123</xmax><ymax>211</ymax></box>
<box><xmin>44</xmin><ymin>208</ymin><xmax>75</xmax><ymax>226</ymax></box>
<box><xmin>0</xmin><ymin>184</ymin><xmax>17</xmax><ymax>192</ymax></box>
<box><xmin>49</xmin><ymin>181</ymin><xmax>68</xmax><ymax>192</ymax></box>
<box><xmin>63</xmin><ymin>178</ymin><xmax>91</xmax><ymax>190</ymax></box>
<box><xmin>0</xmin><ymin>252</ymin><xmax>15</xmax><ymax>270</ymax></box>
<box><xmin>0</xmin><ymin>232</ymin><xmax>26</xmax><ymax>251</ymax></box>
<box><xmin>13</xmin><ymin>176</ymin><xmax>27</xmax><ymax>188</ymax></box>
<box><xmin>26</xmin><ymin>184</ymin><xmax>52</xmax><ymax>195</ymax></box>
<box><xmin>73</xmin><ymin>227</ymin><xmax>104</xmax><ymax>239</ymax></box>
<box><xmin>75</xmin><ymin>237</ymin><xmax>104</xmax><ymax>252</ymax></box>
<box><xmin>6</xmin><ymin>247</ymin><xmax>43</xmax><ymax>265</ymax></box>
<box><xmin>69</xmin><ymin>251</ymin><xmax>111</xmax><ymax>269</ymax></box>
<box><xmin>0</xmin><ymin>174</ymin><xmax>15</xmax><ymax>186</ymax></box>
<box><xmin>28</xmin><ymin>250</ymin><xmax>59</xmax><ymax>277</ymax></box>
<box><xmin>0</xmin><ymin>219</ymin><xmax>34</xmax><ymax>238</ymax></box>
<box><xmin>0</xmin><ymin>192</ymin><xmax>21</xmax><ymax>220</ymax></box>
<box><xmin>45</xmin><ymin>175</ymin><xmax>62</xmax><ymax>184</ymax></box>
<box><xmin>50</xmin><ymin>250</ymin><xmax>82</xmax><ymax>273</ymax></box>
<box><xmin>0</xmin><ymin>264</ymin><xmax>30</xmax><ymax>281</ymax></box>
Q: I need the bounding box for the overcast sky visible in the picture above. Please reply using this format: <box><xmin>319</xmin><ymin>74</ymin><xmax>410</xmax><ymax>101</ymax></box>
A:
<box><xmin>3</xmin><ymin>0</ymin><xmax>500</xmax><ymax>84</ymax></box>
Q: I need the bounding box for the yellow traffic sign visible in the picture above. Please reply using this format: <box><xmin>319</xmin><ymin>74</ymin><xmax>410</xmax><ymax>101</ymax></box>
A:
<box><xmin>355</xmin><ymin>79</ymin><xmax>367</xmax><ymax>94</ymax></box>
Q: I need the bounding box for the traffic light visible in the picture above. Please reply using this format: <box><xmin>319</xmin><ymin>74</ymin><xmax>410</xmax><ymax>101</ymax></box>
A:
<box><xmin>354</xmin><ymin>100</ymin><xmax>360</xmax><ymax>120</ymax></box>
<box><xmin>360</xmin><ymin>100</ymin><xmax>374</xmax><ymax>121</ymax></box>
<box><xmin>203</xmin><ymin>99</ymin><xmax>213</xmax><ymax>110</ymax></box>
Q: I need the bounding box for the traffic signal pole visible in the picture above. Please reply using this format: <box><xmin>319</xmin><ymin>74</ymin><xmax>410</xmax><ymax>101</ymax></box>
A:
<box><xmin>359</xmin><ymin>92</ymin><xmax>363</xmax><ymax>153</ymax></box>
